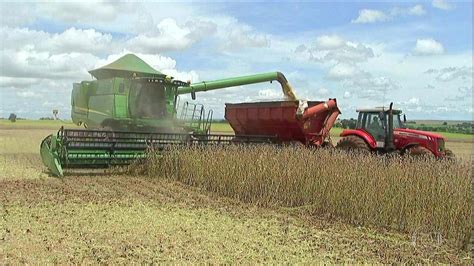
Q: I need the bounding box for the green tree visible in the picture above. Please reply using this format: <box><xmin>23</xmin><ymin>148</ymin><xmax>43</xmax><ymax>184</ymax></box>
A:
<box><xmin>8</xmin><ymin>113</ymin><xmax>17</xmax><ymax>122</ymax></box>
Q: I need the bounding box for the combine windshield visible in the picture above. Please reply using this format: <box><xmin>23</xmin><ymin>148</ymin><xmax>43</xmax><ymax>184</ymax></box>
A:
<box><xmin>129</xmin><ymin>81</ymin><xmax>167</xmax><ymax>119</ymax></box>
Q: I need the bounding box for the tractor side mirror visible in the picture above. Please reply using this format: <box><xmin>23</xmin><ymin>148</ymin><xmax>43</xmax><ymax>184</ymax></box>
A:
<box><xmin>191</xmin><ymin>91</ymin><xmax>196</xmax><ymax>100</ymax></box>
<box><xmin>403</xmin><ymin>114</ymin><xmax>407</xmax><ymax>123</ymax></box>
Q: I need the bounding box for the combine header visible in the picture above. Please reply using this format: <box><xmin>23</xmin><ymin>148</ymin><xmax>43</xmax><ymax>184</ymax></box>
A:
<box><xmin>40</xmin><ymin>54</ymin><xmax>340</xmax><ymax>176</ymax></box>
<box><xmin>40</xmin><ymin>128</ymin><xmax>276</xmax><ymax>177</ymax></box>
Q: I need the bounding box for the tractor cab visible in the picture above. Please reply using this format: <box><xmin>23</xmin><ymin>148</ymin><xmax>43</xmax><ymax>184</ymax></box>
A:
<box><xmin>355</xmin><ymin>107</ymin><xmax>403</xmax><ymax>147</ymax></box>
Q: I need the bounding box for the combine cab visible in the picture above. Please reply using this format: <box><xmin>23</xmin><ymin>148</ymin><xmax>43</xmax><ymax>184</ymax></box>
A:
<box><xmin>337</xmin><ymin>103</ymin><xmax>453</xmax><ymax>158</ymax></box>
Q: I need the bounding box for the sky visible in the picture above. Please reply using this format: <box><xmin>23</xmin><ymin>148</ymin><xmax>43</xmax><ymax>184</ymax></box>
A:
<box><xmin>0</xmin><ymin>0</ymin><xmax>472</xmax><ymax>120</ymax></box>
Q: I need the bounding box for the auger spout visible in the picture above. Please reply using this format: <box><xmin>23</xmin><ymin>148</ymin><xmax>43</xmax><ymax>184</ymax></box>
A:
<box><xmin>178</xmin><ymin>72</ymin><xmax>297</xmax><ymax>100</ymax></box>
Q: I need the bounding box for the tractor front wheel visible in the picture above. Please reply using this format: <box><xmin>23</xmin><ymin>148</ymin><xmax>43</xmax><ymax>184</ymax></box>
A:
<box><xmin>444</xmin><ymin>149</ymin><xmax>455</xmax><ymax>159</ymax></box>
<box><xmin>336</xmin><ymin>135</ymin><xmax>370</xmax><ymax>153</ymax></box>
<box><xmin>406</xmin><ymin>145</ymin><xmax>432</xmax><ymax>157</ymax></box>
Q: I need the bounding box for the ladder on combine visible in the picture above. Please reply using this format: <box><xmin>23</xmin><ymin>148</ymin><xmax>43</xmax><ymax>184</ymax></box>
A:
<box><xmin>179</xmin><ymin>102</ymin><xmax>213</xmax><ymax>134</ymax></box>
<box><xmin>40</xmin><ymin>127</ymin><xmax>276</xmax><ymax>177</ymax></box>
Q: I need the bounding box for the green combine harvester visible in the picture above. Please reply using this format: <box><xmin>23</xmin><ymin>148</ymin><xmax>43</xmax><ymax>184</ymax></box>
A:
<box><xmin>41</xmin><ymin>54</ymin><xmax>297</xmax><ymax>176</ymax></box>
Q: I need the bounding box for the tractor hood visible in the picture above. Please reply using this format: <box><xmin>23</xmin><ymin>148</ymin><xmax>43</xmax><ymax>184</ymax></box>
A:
<box><xmin>395</xmin><ymin>128</ymin><xmax>444</xmax><ymax>139</ymax></box>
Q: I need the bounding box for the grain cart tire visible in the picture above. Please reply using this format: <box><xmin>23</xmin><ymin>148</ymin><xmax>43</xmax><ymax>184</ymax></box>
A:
<box><xmin>336</xmin><ymin>135</ymin><xmax>370</xmax><ymax>153</ymax></box>
<box><xmin>406</xmin><ymin>145</ymin><xmax>432</xmax><ymax>157</ymax></box>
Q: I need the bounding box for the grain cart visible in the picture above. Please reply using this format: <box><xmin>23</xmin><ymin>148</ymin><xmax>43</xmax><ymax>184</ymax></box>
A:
<box><xmin>226</xmin><ymin>99</ymin><xmax>340</xmax><ymax>146</ymax></box>
<box><xmin>336</xmin><ymin>103</ymin><xmax>453</xmax><ymax>158</ymax></box>
<box><xmin>40</xmin><ymin>54</ymin><xmax>339</xmax><ymax>176</ymax></box>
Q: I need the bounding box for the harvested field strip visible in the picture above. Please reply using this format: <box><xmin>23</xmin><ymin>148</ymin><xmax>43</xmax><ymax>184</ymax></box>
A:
<box><xmin>1</xmin><ymin>177</ymin><xmax>470</xmax><ymax>264</ymax></box>
<box><xmin>141</xmin><ymin>145</ymin><xmax>472</xmax><ymax>248</ymax></box>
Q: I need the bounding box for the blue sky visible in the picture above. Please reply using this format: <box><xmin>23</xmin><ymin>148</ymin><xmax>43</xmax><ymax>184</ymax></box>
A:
<box><xmin>0</xmin><ymin>0</ymin><xmax>472</xmax><ymax>120</ymax></box>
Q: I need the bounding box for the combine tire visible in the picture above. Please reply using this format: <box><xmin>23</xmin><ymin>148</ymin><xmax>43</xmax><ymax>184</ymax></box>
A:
<box><xmin>336</xmin><ymin>136</ymin><xmax>370</xmax><ymax>153</ymax></box>
<box><xmin>406</xmin><ymin>146</ymin><xmax>432</xmax><ymax>157</ymax></box>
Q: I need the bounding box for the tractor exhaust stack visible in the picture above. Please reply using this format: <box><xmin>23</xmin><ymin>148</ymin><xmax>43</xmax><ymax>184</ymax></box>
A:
<box><xmin>385</xmin><ymin>102</ymin><xmax>395</xmax><ymax>152</ymax></box>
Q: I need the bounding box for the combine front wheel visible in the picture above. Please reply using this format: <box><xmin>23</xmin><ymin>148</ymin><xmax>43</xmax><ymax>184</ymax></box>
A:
<box><xmin>336</xmin><ymin>136</ymin><xmax>370</xmax><ymax>153</ymax></box>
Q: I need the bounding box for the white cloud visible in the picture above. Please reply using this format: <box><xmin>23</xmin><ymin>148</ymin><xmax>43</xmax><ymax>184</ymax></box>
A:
<box><xmin>258</xmin><ymin>88</ymin><xmax>284</xmax><ymax>99</ymax></box>
<box><xmin>0</xmin><ymin>26</ymin><xmax>114</xmax><ymax>54</ymax></box>
<box><xmin>0</xmin><ymin>77</ymin><xmax>38</xmax><ymax>88</ymax></box>
<box><xmin>315</xmin><ymin>35</ymin><xmax>345</xmax><ymax>50</ymax></box>
<box><xmin>128</xmin><ymin>16</ymin><xmax>269</xmax><ymax>54</ymax></box>
<box><xmin>425</xmin><ymin>66</ymin><xmax>473</xmax><ymax>82</ymax></box>
<box><xmin>425</xmin><ymin>84</ymin><xmax>435</xmax><ymax>90</ymax></box>
<box><xmin>39</xmin><ymin>2</ymin><xmax>127</xmax><ymax>23</ymax></box>
<box><xmin>1</xmin><ymin>49</ymin><xmax>99</xmax><ymax>80</ymax></box>
<box><xmin>317</xmin><ymin>87</ymin><xmax>329</xmax><ymax>96</ymax></box>
<box><xmin>355</xmin><ymin>5</ymin><xmax>426</xmax><ymax>24</ymax></box>
<box><xmin>350</xmin><ymin>76</ymin><xmax>400</xmax><ymax>101</ymax></box>
<box><xmin>397</xmin><ymin>97</ymin><xmax>424</xmax><ymax>112</ymax></box>
<box><xmin>128</xmin><ymin>18</ymin><xmax>213</xmax><ymax>53</ymax></box>
<box><xmin>0</xmin><ymin>27</ymin><xmax>48</xmax><ymax>51</ymax></box>
<box><xmin>16</xmin><ymin>90</ymin><xmax>42</xmax><ymax>98</ymax></box>
<box><xmin>217</xmin><ymin>18</ymin><xmax>270</xmax><ymax>50</ymax></box>
<box><xmin>413</xmin><ymin>38</ymin><xmax>445</xmax><ymax>55</ymax></box>
<box><xmin>185</xmin><ymin>19</ymin><xmax>218</xmax><ymax>40</ymax></box>
<box><xmin>408</xmin><ymin>5</ymin><xmax>427</xmax><ymax>16</ymax></box>
<box><xmin>445</xmin><ymin>86</ymin><xmax>473</xmax><ymax>101</ymax></box>
<box><xmin>48</xmin><ymin>28</ymin><xmax>113</xmax><ymax>54</ymax></box>
<box><xmin>343</xmin><ymin>91</ymin><xmax>351</xmax><ymax>99</ymax></box>
<box><xmin>294</xmin><ymin>44</ymin><xmax>307</xmax><ymax>53</ymax></box>
<box><xmin>297</xmin><ymin>35</ymin><xmax>398</xmax><ymax>102</ymax></box>
<box><xmin>407</xmin><ymin>97</ymin><xmax>420</xmax><ymax>105</ymax></box>
<box><xmin>324</xmin><ymin>42</ymin><xmax>374</xmax><ymax>63</ymax></box>
<box><xmin>391</xmin><ymin>5</ymin><xmax>427</xmax><ymax>17</ymax></box>
<box><xmin>0</xmin><ymin>2</ymin><xmax>36</xmax><ymax>26</ymax></box>
<box><xmin>352</xmin><ymin>9</ymin><xmax>390</xmax><ymax>24</ymax></box>
<box><xmin>326</xmin><ymin>63</ymin><xmax>362</xmax><ymax>80</ymax></box>
<box><xmin>305</xmin><ymin>35</ymin><xmax>374</xmax><ymax>64</ymax></box>
<box><xmin>432</xmin><ymin>0</ymin><xmax>454</xmax><ymax>10</ymax></box>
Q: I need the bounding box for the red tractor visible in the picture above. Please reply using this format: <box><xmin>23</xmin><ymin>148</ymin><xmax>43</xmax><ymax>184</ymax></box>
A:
<box><xmin>336</xmin><ymin>103</ymin><xmax>453</xmax><ymax>158</ymax></box>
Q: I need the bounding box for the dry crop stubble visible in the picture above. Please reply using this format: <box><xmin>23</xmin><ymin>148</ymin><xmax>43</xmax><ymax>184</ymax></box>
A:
<box><xmin>140</xmin><ymin>145</ymin><xmax>472</xmax><ymax>249</ymax></box>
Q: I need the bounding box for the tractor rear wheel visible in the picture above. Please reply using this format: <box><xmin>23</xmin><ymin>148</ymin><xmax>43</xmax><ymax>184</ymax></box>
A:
<box><xmin>336</xmin><ymin>135</ymin><xmax>370</xmax><ymax>153</ymax></box>
<box><xmin>406</xmin><ymin>145</ymin><xmax>432</xmax><ymax>157</ymax></box>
